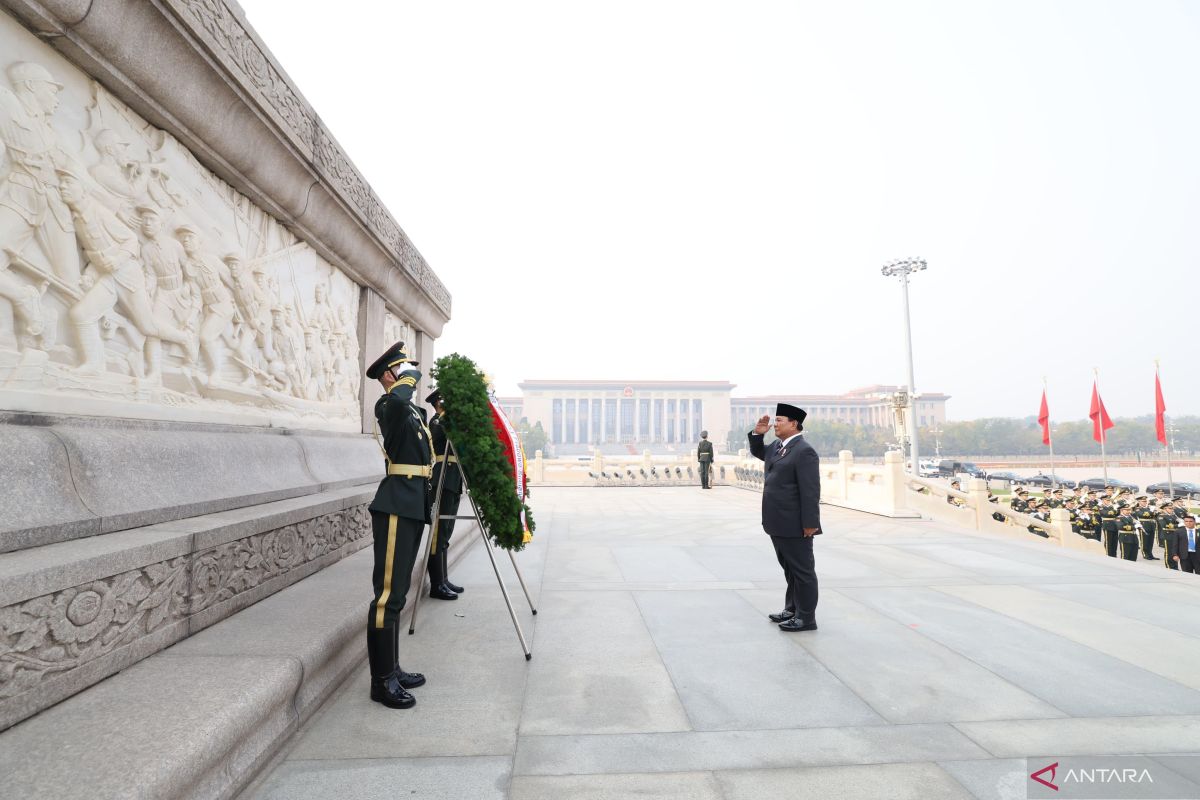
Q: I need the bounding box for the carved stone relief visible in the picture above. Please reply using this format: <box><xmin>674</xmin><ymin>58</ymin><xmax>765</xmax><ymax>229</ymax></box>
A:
<box><xmin>0</xmin><ymin>16</ymin><xmax>363</xmax><ymax>429</ymax></box>
<box><xmin>0</xmin><ymin>503</ymin><xmax>370</xmax><ymax>704</ymax></box>
<box><xmin>382</xmin><ymin>311</ymin><xmax>413</xmax><ymax>354</ymax></box>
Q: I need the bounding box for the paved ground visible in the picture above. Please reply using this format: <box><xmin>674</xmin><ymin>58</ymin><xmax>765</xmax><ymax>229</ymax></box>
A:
<box><xmin>242</xmin><ymin>487</ymin><xmax>1200</xmax><ymax>800</ymax></box>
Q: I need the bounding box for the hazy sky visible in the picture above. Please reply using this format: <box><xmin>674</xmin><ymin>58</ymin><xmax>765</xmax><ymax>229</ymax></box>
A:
<box><xmin>239</xmin><ymin>0</ymin><xmax>1198</xmax><ymax>420</ymax></box>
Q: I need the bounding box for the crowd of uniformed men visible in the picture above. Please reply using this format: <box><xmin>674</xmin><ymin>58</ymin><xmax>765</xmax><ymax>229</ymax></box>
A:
<box><xmin>948</xmin><ymin>481</ymin><xmax>1200</xmax><ymax>570</ymax></box>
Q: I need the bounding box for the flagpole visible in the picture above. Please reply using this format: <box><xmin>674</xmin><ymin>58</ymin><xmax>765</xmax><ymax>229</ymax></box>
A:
<box><xmin>1160</xmin><ymin>360</ymin><xmax>1174</xmax><ymax>498</ymax></box>
<box><xmin>1095</xmin><ymin>367</ymin><xmax>1108</xmax><ymax>485</ymax></box>
<box><xmin>1044</xmin><ymin>377</ymin><xmax>1056</xmax><ymax>490</ymax></box>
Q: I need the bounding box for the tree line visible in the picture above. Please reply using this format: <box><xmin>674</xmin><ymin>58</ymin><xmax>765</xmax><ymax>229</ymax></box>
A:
<box><xmin>727</xmin><ymin>416</ymin><xmax>1200</xmax><ymax>459</ymax></box>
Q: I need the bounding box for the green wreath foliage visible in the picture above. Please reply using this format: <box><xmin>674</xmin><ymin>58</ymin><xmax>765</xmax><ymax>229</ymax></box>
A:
<box><xmin>431</xmin><ymin>353</ymin><xmax>535</xmax><ymax>551</ymax></box>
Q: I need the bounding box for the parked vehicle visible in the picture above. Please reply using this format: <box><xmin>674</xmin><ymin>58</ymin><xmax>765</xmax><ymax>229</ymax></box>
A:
<box><xmin>985</xmin><ymin>471</ymin><xmax>1024</xmax><ymax>484</ymax></box>
<box><xmin>937</xmin><ymin>460</ymin><xmax>986</xmax><ymax>479</ymax></box>
<box><xmin>1076</xmin><ymin>477</ymin><xmax>1139</xmax><ymax>492</ymax></box>
<box><xmin>1023</xmin><ymin>473</ymin><xmax>1077</xmax><ymax>489</ymax></box>
<box><xmin>918</xmin><ymin>459</ymin><xmax>940</xmax><ymax>478</ymax></box>
<box><xmin>1145</xmin><ymin>481</ymin><xmax>1200</xmax><ymax>500</ymax></box>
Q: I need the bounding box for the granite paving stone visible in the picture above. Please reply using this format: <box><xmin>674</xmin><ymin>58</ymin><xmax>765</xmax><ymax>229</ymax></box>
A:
<box><xmin>233</xmin><ymin>487</ymin><xmax>1200</xmax><ymax>800</ymax></box>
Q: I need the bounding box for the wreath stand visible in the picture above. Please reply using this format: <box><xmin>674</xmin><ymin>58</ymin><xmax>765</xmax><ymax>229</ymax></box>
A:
<box><xmin>408</xmin><ymin>439</ymin><xmax>537</xmax><ymax>660</ymax></box>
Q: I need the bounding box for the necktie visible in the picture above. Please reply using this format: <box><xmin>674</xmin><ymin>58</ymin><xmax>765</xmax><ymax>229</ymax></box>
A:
<box><xmin>1189</xmin><ymin>529</ymin><xmax>1195</xmax><ymax>553</ymax></box>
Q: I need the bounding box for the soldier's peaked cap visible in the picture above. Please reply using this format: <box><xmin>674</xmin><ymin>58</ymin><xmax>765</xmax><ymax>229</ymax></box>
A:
<box><xmin>366</xmin><ymin>341</ymin><xmax>417</xmax><ymax>380</ymax></box>
<box><xmin>776</xmin><ymin>403</ymin><xmax>807</xmax><ymax>424</ymax></box>
<box><xmin>425</xmin><ymin>388</ymin><xmax>442</xmax><ymax>406</ymax></box>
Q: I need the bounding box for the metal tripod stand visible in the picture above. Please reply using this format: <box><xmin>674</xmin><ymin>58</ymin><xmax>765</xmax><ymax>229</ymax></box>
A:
<box><xmin>409</xmin><ymin>438</ymin><xmax>537</xmax><ymax>660</ymax></box>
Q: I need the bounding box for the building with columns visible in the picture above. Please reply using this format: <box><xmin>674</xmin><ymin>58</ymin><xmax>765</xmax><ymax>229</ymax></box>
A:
<box><xmin>730</xmin><ymin>385</ymin><xmax>951</xmax><ymax>434</ymax></box>
<box><xmin>507</xmin><ymin>382</ymin><xmax>950</xmax><ymax>451</ymax></box>
<box><xmin>515</xmin><ymin>380</ymin><xmax>735</xmax><ymax>450</ymax></box>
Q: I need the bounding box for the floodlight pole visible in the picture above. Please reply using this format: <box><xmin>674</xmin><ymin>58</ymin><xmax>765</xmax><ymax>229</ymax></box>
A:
<box><xmin>881</xmin><ymin>257</ymin><xmax>927</xmax><ymax>479</ymax></box>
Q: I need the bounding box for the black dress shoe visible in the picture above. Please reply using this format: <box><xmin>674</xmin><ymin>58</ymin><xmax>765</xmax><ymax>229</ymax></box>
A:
<box><xmin>768</xmin><ymin>610</ymin><xmax>796</xmax><ymax>623</ymax></box>
<box><xmin>396</xmin><ymin>668</ymin><xmax>426</xmax><ymax>689</ymax></box>
<box><xmin>445</xmin><ymin>579</ymin><xmax>464</xmax><ymax>594</ymax></box>
<box><xmin>370</xmin><ymin>670</ymin><xmax>416</xmax><ymax>708</ymax></box>
<box><xmin>778</xmin><ymin>618</ymin><xmax>817</xmax><ymax>632</ymax></box>
<box><xmin>429</xmin><ymin>583</ymin><xmax>458</xmax><ymax>600</ymax></box>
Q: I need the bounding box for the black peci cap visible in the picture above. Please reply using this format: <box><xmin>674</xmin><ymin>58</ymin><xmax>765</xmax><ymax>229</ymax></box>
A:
<box><xmin>775</xmin><ymin>403</ymin><xmax>807</xmax><ymax>424</ymax></box>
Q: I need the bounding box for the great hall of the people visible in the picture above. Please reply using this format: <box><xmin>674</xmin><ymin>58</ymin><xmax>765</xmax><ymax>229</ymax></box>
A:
<box><xmin>498</xmin><ymin>381</ymin><xmax>950</xmax><ymax>452</ymax></box>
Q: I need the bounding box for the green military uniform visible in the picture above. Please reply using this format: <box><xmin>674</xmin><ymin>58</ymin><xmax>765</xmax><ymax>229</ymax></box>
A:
<box><xmin>1027</xmin><ymin>502</ymin><xmax>1050</xmax><ymax>538</ymax></box>
<box><xmin>697</xmin><ymin>432</ymin><xmax>714</xmax><ymax>489</ymax></box>
<box><xmin>1098</xmin><ymin>500</ymin><xmax>1119</xmax><ymax>558</ymax></box>
<box><xmin>1116</xmin><ymin>512</ymin><xmax>1140</xmax><ymax>561</ymax></box>
<box><xmin>426</xmin><ymin>389</ymin><xmax>464</xmax><ymax>599</ymax></box>
<box><xmin>364</xmin><ymin>341</ymin><xmax>432</xmax><ymax>709</ymax></box>
<box><xmin>1134</xmin><ymin>499</ymin><xmax>1158</xmax><ymax>559</ymax></box>
<box><xmin>1160</xmin><ymin>511</ymin><xmax>1182</xmax><ymax>569</ymax></box>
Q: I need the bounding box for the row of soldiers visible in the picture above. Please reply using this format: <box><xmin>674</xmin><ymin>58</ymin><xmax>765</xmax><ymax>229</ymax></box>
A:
<box><xmin>952</xmin><ymin>481</ymin><xmax>1198</xmax><ymax>568</ymax></box>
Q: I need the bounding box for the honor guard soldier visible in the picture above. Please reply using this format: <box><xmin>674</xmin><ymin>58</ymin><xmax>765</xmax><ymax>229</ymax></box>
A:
<box><xmin>1159</xmin><ymin>506</ymin><xmax>1182</xmax><ymax>569</ymax></box>
<box><xmin>697</xmin><ymin>431</ymin><xmax>714</xmax><ymax>489</ymax></box>
<box><xmin>1026</xmin><ymin>500</ymin><xmax>1050</xmax><ymax>538</ymax></box>
<box><xmin>1010</xmin><ymin>489</ymin><xmax>1030</xmax><ymax>515</ymax></box>
<box><xmin>948</xmin><ymin>480</ymin><xmax>966</xmax><ymax>507</ymax></box>
<box><xmin>363</xmin><ymin>341</ymin><xmax>432</xmax><ymax>709</ymax></box>
<box><xmin>1116</xmin><ymin>509</ymin><xmax>1140</xmax><ymax>561</ymax></box>
<box><xmin>426</xmin><ymin>389</ymin><xmax>464</xmax><ymax>600</ymax></box>
<box><xmin>1134</xmin><ymin>496</ymin><xmax>1158</xmax><ymax>560</ymax></box>
<box><xmin>1098</xmin><ymin>496</ymin><xmax>1119</xmax><ymax>558</ymax></box>
<box><xmin>1047</xmin><ymin>489</ymin><xmax>1064</xmax><ymax>509</ymax></box>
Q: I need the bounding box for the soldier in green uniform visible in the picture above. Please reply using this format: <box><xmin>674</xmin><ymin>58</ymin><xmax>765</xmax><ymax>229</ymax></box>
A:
<box><xmin>1159</xmin><ymin>506</ymin><xmax>1182</xmax><ymax>569</ymax></box>
<box><xmin>1116</xmin><ymin>508</ymin><xmax>1140</xmax><ymax>561</ymax></box>
<box><xmin>697</xmin><ymin>431</ymin><xmax>714</xmax><ymax>489</ymax></box>
<box><xmin>425</xmin><ymin>389</ymin><xmax>464</xmax><ymax>600</ymax></box>
<box><xmin>1133</xmin><ymin>496</ymin><xmax>1158</xmax><ymax>560</ymax></box>
<box><xmin>363</xmin><ymin>341</ymin><xmax>432</xmax><ymax>709</ymax></box>
<box><xmin>1009</xmin><ymin>489</ymin><xmax>1030</xmax><ymax>515</ymax></box>
<box><xmin>1026</xmin><ymin>499</ymin><xmax>1050</xmax><ymax>538</ymax></box>
<box><xmin>1098</xmin><ymin>496</ymin><xmax>1119</xmax><ymax>558</ymax></box>
<box><xmin>1047</xmin><ymin>489</ymin><xmax>1064</xmax><ymax>509</ymax></box>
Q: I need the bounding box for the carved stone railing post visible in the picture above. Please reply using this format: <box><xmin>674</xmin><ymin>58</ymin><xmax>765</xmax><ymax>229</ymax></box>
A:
<box><xmin>838</xmin><ymin>450</ymin><xmax>852</xmax><ymax>501</ymax></box>
<box><xmin>591</xmin><ymin>447</ymin><xmax>604</xmax><ymax>474</ymax></box>
<box><xmin>531</xmin><ymin>450</ymin><xmax>545</xmax><ymax>483</ymax></box>
<box><xmin>883</xmin><ymin>450</ymin><xmax>907</xmax><ymax>515</ymax></box>
<box><xmin>1049</xmin><ymin>508</ymin><xmax>1073</xmax><ymax>544</ymax></box>
<box><xmin>967</xmin><ymin>479</ymin><xmax>990</xmax><ymax>531</ymax></box>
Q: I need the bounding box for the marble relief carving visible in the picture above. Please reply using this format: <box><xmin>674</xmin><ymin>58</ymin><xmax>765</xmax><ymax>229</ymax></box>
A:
<box><xmin>0</xmin><ymin>35</ymin><xmax>362</xmax><ymax>427</ymax></box>
<box><xmin>0</xmin><ymin>504</ymin><xmax>370</xmax><ymax>700</ymax></box>
<box><xmin>0</xmin><ymin>557</ymin><xmax>190</xmax><ymax>700</ymax></box>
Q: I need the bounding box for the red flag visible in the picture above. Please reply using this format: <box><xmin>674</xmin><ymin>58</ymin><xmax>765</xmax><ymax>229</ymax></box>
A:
<box><xmin>1089</xmin><ymin>381</ymin><xmax>1114</xmax><ymax>443</ymax></box>
<box><xmin>1155</xmin><ymin>371</ymin><xmax>1167</xmax><ymax>446</ymax></box>
<box><xmin>1038</xmin><ymin>389</ymin><xmax>1051</xmax><ymax>446</ymax></box>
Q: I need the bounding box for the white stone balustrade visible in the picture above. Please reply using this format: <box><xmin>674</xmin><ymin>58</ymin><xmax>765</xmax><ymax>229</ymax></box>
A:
<box><xmin>528</xmin><ymin>447</ymin><xmax>1110</xmax><ymax>555</ymax></box>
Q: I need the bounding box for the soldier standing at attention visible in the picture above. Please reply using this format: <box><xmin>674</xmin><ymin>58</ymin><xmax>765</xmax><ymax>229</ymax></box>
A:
<box><xmin>363</xmin><ymin>341</ymin><xmax>432</xmax><ymax>709</ymax></box>
<box><xmin>1097</xmin><ymin>496</ymin><xmax>1119</xmax><ymax>558</ymax></box>
<box><xmin>1159</xmin><ymin>506</ymin><xmax>1182</xmax><ymax>569</ymax></box>
<box><xmin>697</xmin><ymin>430</ymin><xmax>714</xmax><ymax>489</ymax></box>
<box><xmin>426</xmin><ymin>389</ymin><xmax>465</xmax><ymax>599</ymax></box>
<box><xmin>1116</xmin><ymin>508</ymin><xmax>1140</xmax><ymax>561</ymax></box>
<box><xmin>1134</xmin><ymin>496</ymin><xmax>1158</xmax><ymax>560</ymax></box>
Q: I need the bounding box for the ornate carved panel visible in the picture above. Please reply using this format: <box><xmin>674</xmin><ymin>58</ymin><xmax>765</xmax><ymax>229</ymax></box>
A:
<box><xmin>0</xmin><ymin>557</ymin><xmax>190</xmax><ymax>700</ymax></box>
<box><xmin>0</xmin><ymin>15</ymin><xmax>365</xmax><ymax>429</ymax></box>
<box><xmin>0</xmin><ymin>503</ymin><xmax>370</xmax><ymax>704</ymax></box>
<box><xmin>191</xmin><ymin>504</ymin><xmax>370</xmax><ymax>613</ymax></box>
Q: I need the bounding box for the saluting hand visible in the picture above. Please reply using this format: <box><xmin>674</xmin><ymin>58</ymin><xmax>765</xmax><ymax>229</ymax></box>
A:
<box><xmin>753</xmin><ymin>415</ymin><xmax>771</xmax><ymax>435</ymax></box>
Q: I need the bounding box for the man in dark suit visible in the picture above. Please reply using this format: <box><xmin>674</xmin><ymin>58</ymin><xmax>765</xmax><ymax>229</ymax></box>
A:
<box><xmin>749</xmin><ymin>403</ymin><xmax>821</xmax><ymax>632</ymax></box>
<box><xmin>363</xmin><ymin>341</ymin><xmax>433</xmax><ymax>709</ymax></box>
<box><xmin>697</xmin><ymin>431</ymin><xmax>714</xmax><ymax>489</ymax></box>
<box><xmin>1169</xmin><ymin>515</ymin><xmax>1200</xmax><ymax>574</ymax></box>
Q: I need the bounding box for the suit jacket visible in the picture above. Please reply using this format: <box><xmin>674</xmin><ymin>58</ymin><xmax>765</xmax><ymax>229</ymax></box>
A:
<box><xmin>429</xmin><ymin>412</ymin><xmax>463</xmax><ymax>495</ymax></box>
<box><xmin>369</xmin><ymin>373</ymin><xmax>433</xmax><ymax>522</ymax></box>
<box><xmin>748</xmin><ymin>432</ymin><xmax>821</xmax><ymax>537</ymax></box>
<box><xmin>697</xmin><ymin>440</ymin><xmax>714</xmax><ymax>463</ymax></box>
<box><xmin>1169</xmin><ymin>527</ymin><xmax>1200</xmax><ymax>563</ymax></box>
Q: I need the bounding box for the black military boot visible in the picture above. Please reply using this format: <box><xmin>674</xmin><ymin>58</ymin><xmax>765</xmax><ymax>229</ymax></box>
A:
<box><xmin>367</xmin><ymin>627</ymin><xmax>415</xmax><ymax>709</ymax></box>
<box><xmin>442</xmin><ymin>550</ymin><xmax>463</xmax><ymax>594</ymax></box>
<box><xmin>390</xmin><ymin>624</ymin><xmax>427</xmax><ymax>689</ymax></box>
<box><xmin>428</xmin><ymin>547</ymin><xmax>458</xmax><ymax>600</ymax></box>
